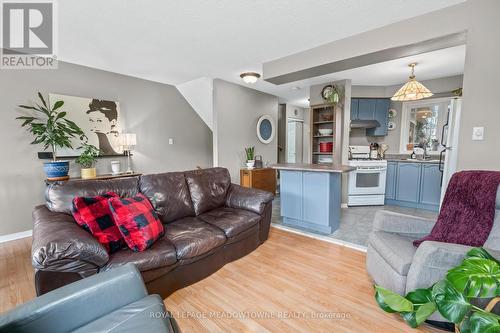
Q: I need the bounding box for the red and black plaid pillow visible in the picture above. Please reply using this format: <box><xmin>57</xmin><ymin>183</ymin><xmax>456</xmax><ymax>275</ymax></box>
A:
<box><xmin>108</xmin><ymin>193</ymin><xmax>164</xmax><ymax>252</ymax></box>
<box><xmin>72</xmin><ymin>192</ymin><xmax>125</xmax><ymax>254</ymax></box>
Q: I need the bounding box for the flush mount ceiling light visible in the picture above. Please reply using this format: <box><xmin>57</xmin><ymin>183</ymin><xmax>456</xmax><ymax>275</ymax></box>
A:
<box><xmin>240</xmin><ymin>72</ymin><xmax>260</xmax><ymax>84</ymax></box>
<box><xmin>391</xmin><ymin>63</ymin><xmax>433</xmax><ymax>101</ymax></box>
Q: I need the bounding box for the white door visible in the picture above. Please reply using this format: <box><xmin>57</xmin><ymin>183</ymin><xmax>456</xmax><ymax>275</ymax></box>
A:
<box><xmin>287</xmin><ymin>120</ymin><xmax>303</xmax><ymax>163</ymax></box>
<box><xmin>440</xmin><ymin>98</ymin><xmax>462</xmax><ymax>205</ymax></box>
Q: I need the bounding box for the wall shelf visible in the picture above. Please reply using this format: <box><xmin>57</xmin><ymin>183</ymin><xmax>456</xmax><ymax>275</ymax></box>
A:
<box><xmin>313</xmin><ymin>120</ymin><xmax>334</xmax><ymax>125</ymax></box>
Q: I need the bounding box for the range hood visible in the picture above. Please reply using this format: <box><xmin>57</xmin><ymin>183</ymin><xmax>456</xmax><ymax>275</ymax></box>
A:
<box><xmin>350</xmin><ymin>119</ymin><xmax>380</xmax><ymax>129</ymax></box>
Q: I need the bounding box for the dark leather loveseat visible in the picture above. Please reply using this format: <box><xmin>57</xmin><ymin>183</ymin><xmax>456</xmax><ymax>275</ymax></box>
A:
<box><xmin>32</xmin><ymin>167</ymin><xmax>274</xmax><ymax>297</ymax></box>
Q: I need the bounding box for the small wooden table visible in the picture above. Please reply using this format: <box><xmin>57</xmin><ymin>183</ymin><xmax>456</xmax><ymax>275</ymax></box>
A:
<box><xmin>240</xmin><ymin>168</ymin><xmax>276</xmax><ymax>194</ymax></box>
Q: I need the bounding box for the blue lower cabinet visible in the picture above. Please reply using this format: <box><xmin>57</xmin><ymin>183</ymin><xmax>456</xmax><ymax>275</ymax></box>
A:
<box><xmin>385</xmin><ymin>162</ymin><xmax>441</xmax><ymax>212</ymax></box>
<box><xmin>396</xmin><ymin>163</ymin><xmax>421</xmax><ymax>203</ymax></box>
<box><xmin>385</xmin><ymin>162</ymin><xmax>397</xmax><ymax>200</ymax></box>
<box><xmin>303</xmin><ymin>172</ymin><xmax>329</xmax><ymax>225</ymax></box>
<box><xmin>280</xmin><ymin>171</ymin><xmax>303</xmax><ymax>220</ymax></box>
<box><xmin>419</xmin><ymin>164</ymin><xmax>442</xmax><ymax>207</ymax></box>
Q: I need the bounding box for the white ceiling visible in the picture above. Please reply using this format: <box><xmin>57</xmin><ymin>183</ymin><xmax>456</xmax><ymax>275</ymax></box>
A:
<box><xmin>58</xmin><ymin>0</ymin><xmax>465</xmax><ymax>108</ymax></box>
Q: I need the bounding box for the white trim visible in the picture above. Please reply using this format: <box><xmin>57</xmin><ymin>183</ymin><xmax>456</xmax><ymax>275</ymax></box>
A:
<box><xmin>0</xmin><ymin>230</ymin><xmax>32</xmax><ymax>244</ymax></box>
<box><xmin>399</xmin><ymin>97</ymin><xmax>453</xmax><ymax>154</ymax></box>
<box><xmin>341</xmin><ymin>203</ymin><xmax>348</xmax><ymax>208</ymax></box>
<box><xmin>271</xmin><ymin>223</ymin><xmax>367</xmax><ymax>253</ymax></box>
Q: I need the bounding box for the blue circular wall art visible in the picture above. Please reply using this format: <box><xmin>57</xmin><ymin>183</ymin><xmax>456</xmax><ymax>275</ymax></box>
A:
<box><xmin>256</xmin><ymin>115</ymin><xmax>275</xmax><ymax>144</ymax></box>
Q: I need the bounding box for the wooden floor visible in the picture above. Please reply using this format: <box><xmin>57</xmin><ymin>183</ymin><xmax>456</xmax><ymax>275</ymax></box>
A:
<box><xmin>0</xmin><ymin>228</ymin><xmax>441</xmax><ymax>332</ymax></box>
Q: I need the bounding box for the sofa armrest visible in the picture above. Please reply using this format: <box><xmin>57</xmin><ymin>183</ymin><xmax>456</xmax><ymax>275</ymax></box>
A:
<box><xmin>372</xmin><ymin>210</ymin><xmax>436</xmax><ymax>238</ymax></box>
<box><xmin>0</xmin><ymin>264</ymin><xmax>147</xmax><ymax>333</ymax></box>
<box><xmin>225</xmin><ymin>184</ymin><xmax>274</xmax><ymax>215</ymax></box>
<box><xmin>32</xmin><ymin>205</ymin><xmax>109</xmax><ymax>276</ymax></box>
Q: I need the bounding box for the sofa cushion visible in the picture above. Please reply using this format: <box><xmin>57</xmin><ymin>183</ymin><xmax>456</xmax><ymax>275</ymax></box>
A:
<box><xmin>102</xmin><ymin>237</ymin><xmax>177</xmax><ymax>273</ymax></box>
<box><xmin>139</xmin><ymin>172</ymin><xmax>195</xmax><ymax>223</ymax></box>
<box><xmin>46</xmin><ymin>177</ymin><xmax>140</xmax><ymax>214</ymax></box>
<box><xmin>185</xmin><ymin>168</ymin><xmax>231</xmax><ymax>215</ymax></box>
<box><xmin>164</xmin><ymin>218</ymin><xmax>226</xmax><ymax>260</ymax></box>
<box><xmin>72</xmin><ymin>192</ymin><xmax>125</xmax><ymax>254</ymax></box>
<box><xmin>198</xmin><ymin>207</ymin><xmax>260</xmax><ymax>238</ymax></box>
<box><xmin>368</xmin><ymin>231</ymin><xmax>417</xmax><ymax>276</ymax></box>
<box><xmin>109</xmin><ymin>194</ymin><xmax>165</xmax><ymax>252</ymax></box>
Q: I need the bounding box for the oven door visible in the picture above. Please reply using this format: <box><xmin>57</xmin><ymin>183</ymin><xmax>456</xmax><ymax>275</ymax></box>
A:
<box><xmin>348</xmin><ymin>167</ymin><xmax>387</xmax><ymax>195</ymax></box>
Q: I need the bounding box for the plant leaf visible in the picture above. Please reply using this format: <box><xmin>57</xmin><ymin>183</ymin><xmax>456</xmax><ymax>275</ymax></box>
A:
<box><xmin>52</xmin><ymin>100</ymin><xmax>64</xmax><ymax>111</ymax></box>
<box><xmin>18</xmin><ymin>105</ymin><xmax>36</xmax><ymax>110</ymax></box>
<box><xmin>37</xmin><ymin>92</ymin><xmax>47</xmax><ymax>108</ymax></box>
<box><xmin>374</xmin><ymin>286</ymin><xmax>413</xmax><ymax>313</ymax></box>
<box><xmin>432</xmin><ymin>280</ymin><xmax>472</xmax><ymax>323</ymax></box>
<box><xmin>406</xmin><ymin>288</ymin><xmax>433</xmax><ymax>305</ymax></box>
<box><xmin>485</xmin><ymin>327</ymin><xmax>500</xmax><ymax>333</ymax></box>
<box><xmin>415</xmin><ymin>302</ymin><xmax>437</xmax><ymax>326</ymax></box>
<box><xmin>400</xmin><ymin>312</ymin><xmax>418</xmax><ymax>328</ymax></box>
<box><xmin>55</xmin><ymin>111</ymin><xmax>67</xmax><ymax>120</ymax></box>
<box><xmin>447</xmin><ymin>258</ymin><xmax>500</xmax><ymax>298</ymax></box>
<box><xmin>467</xmin><ymin>248</ymin><xmax>500</xmax><ymax>265</ymax></box>
<box><xmin>470</xmin><ymin>312</ymin><xmax>500</xmax><ymax>333</ymax></box>
<box><xmin>461</xmin><ymin>317</ymin><xmax>472</xmax><ymax>333</ymax></box>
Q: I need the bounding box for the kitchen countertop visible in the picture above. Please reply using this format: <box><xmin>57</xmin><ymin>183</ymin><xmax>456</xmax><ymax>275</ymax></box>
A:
<box><xmin>386</xmin><ymin>158</ymin><xmax>440</xmax><ymax>164</ymax></box>
<box><xmin>270</xmin><ymin>163</ymin><xmax>355</xmax><ymax>173</ymax></box>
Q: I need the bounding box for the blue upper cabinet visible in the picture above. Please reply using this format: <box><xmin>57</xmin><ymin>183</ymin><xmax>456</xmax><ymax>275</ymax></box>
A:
<box><xmin>350</xmin><ymin>98</ymin><xmax>389</xmax><ymax>136</ymax></box>
<box><xmin>419</xmin><ymin>164</ymin><xmax>442</xmax><ymax>206</ymax></box>
<box><xmin>350</xmin><ymin>98</ymin><xmax>359</xmax><ymax>120</ymax></box>
<box><xmin>367</xmin><ymin>99</ymin><xmax>389</xmax><ymax>136</ymax></box>
<box><xmin>357</xmin><ymin>99</ymin><xmax>376</xmax><ymax>120</ymax></box>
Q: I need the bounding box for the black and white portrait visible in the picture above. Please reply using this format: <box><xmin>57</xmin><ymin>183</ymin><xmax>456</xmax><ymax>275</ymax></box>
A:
<box><xmin>49</xmin><ymin>94</ymin><xmax>122</xmax><ymax>156</ymax></box>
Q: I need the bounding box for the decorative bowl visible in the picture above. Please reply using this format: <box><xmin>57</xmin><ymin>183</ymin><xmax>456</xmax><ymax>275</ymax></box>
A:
<box><xmin>318</xmin><ymin>128</ymin><xmax>333</xmax><ymax>136</ymax></box>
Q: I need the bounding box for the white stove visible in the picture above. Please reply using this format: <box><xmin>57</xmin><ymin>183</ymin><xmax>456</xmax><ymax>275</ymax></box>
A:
<box><xmin>347</xmin><ymin>146</ymin><xmax>387</xmax><ymax>206</ymax></box>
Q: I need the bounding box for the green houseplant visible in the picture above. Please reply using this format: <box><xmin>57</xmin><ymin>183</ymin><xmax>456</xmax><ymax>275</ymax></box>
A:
<box><xmin>245</xmin><ymin>146</ymin><xmax>255</xmax><ymax>168</ymax></box>
<box><xmin>17</xmin><ymin>93</ymin><xmax>85</xmax><ymax>180</ymax></box>
<box><xmin>374</xmin><ymin>247</ymin><xmax>500</xmax><ymax>332</ymax></box>
<box><xmin>75</xmin><ymin>143</ymin><xmax>100</xmax><ymax>179</ymax></box>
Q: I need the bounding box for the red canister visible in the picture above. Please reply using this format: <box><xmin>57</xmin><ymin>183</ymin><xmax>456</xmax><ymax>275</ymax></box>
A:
<box><xmin>319</xmin><ymin>142</ymin><xmax>333</xmax><ymax>153</ymax></box>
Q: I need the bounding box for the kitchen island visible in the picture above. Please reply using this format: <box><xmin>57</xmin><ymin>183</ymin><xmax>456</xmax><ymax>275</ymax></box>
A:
<box><xmin>271</xmin><ymin>163</ymin><xmax>355</xmax><ymax>234</ymax></box>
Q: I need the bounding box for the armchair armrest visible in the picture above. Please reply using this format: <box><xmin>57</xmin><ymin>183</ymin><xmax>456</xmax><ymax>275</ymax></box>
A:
<box><xmin>0</xmin><ymin>264</ymin><xmax>147</xmax><ymax>333</ymax></box>
<box><xmin>406</xmin><ymin>241</ymin><xmax>472</xmax><ymax>292</ymax></box>
<box><xmin>225</xmin><ymin>184</ymin><xmax>274</xmax><ymax>214</ymax></box>
<box><xmin>372</xmin><ymin>210</ymin><xmax>436</xmax><ymax>238</ymax></box>
<box><xmin>32</xmin><ymin>205</ymin><xmax>109</xmax><ymax>276</ymax></box>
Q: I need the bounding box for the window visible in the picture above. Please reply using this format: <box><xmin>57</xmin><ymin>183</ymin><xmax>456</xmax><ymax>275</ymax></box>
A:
<box><xmin>400</xmin><ymin>98</ymin><xmax>451</xmax><ymax>154</ymax></box>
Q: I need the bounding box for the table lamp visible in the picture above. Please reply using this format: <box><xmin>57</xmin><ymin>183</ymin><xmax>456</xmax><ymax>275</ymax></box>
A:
<box><xmin>120</xmin><ymin>133</ymin><xmax>137</xmax><ymax>173</ymax></box>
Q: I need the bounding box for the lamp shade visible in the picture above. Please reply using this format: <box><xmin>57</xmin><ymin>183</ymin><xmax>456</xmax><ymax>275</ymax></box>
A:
<box><xmin>391</xmin><ymin>78</ymin><xmax>434</xmax><ymax>101</ymax></box>
<box><xmin>120</xmin><ymin>133</ymin><xmax>137</xmax><ymax>149</ymax></box>
<box><xmin>391</xmin><ymin>63</ymin><xmax>433</xmax><ymax>101</ymax></box>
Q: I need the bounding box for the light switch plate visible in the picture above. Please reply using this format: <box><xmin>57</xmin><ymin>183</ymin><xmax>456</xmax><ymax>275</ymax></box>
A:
<box><xmin>472</xmin><ymin>127</ymin><xmax>484</xmax><ymax>141</ymax></box>
<box><xmin>168</xmin><ymin>138</ymin><xmax>174</xmax><ymax>145</ymax></box>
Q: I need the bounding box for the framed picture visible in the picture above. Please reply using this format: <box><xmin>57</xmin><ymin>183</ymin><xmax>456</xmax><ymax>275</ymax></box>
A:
<box><xmin>49</xmin><ymin>94</ymin><xmax>123</xmax><ymax>157</ymax></box>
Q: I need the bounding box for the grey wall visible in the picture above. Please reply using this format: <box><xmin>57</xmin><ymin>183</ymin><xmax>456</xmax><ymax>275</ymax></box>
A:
<box><xmin>349</xmin><ymin>75</ymin><xmax>463</xmax><ymax>153</ymax></box>
<box><xmin>0</xmin><ymin>61</ymin><xmax>212</xmax><ymax>236</ymax></box>
<box><xmin>213</xmin><ymin>79</ymin><xmax>278</xmax><ymax>183</ymax></box>
<box><xmin>264</xmin><ymin>0</ymin><xmax>500</xmax><ymax>171</ymax></box>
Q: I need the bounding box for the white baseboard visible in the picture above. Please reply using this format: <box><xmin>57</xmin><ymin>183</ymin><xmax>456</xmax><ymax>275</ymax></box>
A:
<box><xmin>341</xmin><ymin>203</ymin><xmax>348</xmax><ymax>208</ymax></box>
<box><xmin>0</xmin><ymin>230</ymin><xmax>32</xmax><ymax>244</ymax></box>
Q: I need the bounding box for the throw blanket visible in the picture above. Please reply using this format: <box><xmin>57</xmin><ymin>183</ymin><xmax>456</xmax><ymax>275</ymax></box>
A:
<box><xmin>414</xmin><ymin>170</ymin><xmax>500</xmax><ymax>247</ymax></box>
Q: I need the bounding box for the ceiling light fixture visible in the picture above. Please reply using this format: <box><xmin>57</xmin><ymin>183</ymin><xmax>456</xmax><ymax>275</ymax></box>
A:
<box><xmin>240</xmin><ymin>72</ymin><xmax>260</xmax><ymax>84</ymax></box>
<box><xmin>391</xmin><ymin>63</ymin><xmax>433</xmax><ymax>101</ymax></box>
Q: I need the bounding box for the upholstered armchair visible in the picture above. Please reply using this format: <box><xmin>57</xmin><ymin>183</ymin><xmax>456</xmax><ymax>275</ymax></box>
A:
<box><xmin>366</xmin><ymin>187</ymin><xmax>500</xmax><ymax>322</ymax></box>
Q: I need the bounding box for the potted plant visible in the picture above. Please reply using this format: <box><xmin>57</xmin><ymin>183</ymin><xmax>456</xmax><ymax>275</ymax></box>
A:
<box><xmin>374</xmin><ymin>247</ymin><xmax>500</xmax><ymax>332</ymax></box>
<box><xmin>245</xmin><ymin>146</ymin><xmax>255</xmax><ymax>168</ymax></box>
<box><xmin>75</xmin><ymin>143</ymin><xmax>100</xmax><ymax>179</ymax></box>
<box><xmin>16</xmin><ymin>92</ymin><xmax>85</xmax><ymax>180</ymax></box>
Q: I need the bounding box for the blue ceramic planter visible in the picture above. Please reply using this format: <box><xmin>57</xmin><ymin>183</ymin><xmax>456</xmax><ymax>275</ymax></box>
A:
<box><xmin>44</xmin><ymin>161</ymin><xmax>70</xmax><ymax>180</ymax></box>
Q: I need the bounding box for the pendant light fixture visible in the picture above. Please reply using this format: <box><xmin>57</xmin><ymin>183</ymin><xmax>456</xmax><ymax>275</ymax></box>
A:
<box><xmin>391</xmin><ymin>63</ymin><xmax>433</xmax><ymax>101</ymax></box>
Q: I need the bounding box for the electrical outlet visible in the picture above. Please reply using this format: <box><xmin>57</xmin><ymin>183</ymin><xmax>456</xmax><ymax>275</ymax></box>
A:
<box><xmin>472</xmin><ymin>127</ymin><xmax>484</xmax><ymax>141</ymax></box>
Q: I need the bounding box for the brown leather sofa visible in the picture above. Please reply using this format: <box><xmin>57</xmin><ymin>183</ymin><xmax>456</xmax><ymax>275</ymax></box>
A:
<box><xmin>32</xmin><ymin>167</ymin><xmax>274</xmax><ymax>298</ymax></box>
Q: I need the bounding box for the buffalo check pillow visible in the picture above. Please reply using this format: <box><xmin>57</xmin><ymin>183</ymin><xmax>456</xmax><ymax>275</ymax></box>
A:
<box><xmin>108</xmin><ymin>193</ymin><xmax>164</xmax><ymax>252</ymax></box>
<box><xmin>72</xmin><ymin>192</ymin><xmax>125</xmax><ymax>254</ymax></box>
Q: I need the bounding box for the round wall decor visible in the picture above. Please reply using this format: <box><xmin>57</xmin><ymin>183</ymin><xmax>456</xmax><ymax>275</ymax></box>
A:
<box><xmin>256</xmin><ymin>115</ymin><xmax>275</xmax><ymax>144</ymax></box>
<box><xmin>388</xmin><ymin>121</ymin><xmax>397</xmax><ymax>131</ymax></box>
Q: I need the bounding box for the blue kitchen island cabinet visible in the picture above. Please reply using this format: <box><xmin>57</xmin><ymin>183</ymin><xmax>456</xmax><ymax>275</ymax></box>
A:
<box><xmin>272</xmin><ymin>163</ymin><xmax>354</xmax><ymax>234</ymax></box>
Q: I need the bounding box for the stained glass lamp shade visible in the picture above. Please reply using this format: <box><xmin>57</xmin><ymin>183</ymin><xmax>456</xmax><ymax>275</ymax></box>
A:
<box><xmin>391</xmin><ymin>63</ymin><xmax>433</xmax><ymax>101</ymax></box>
